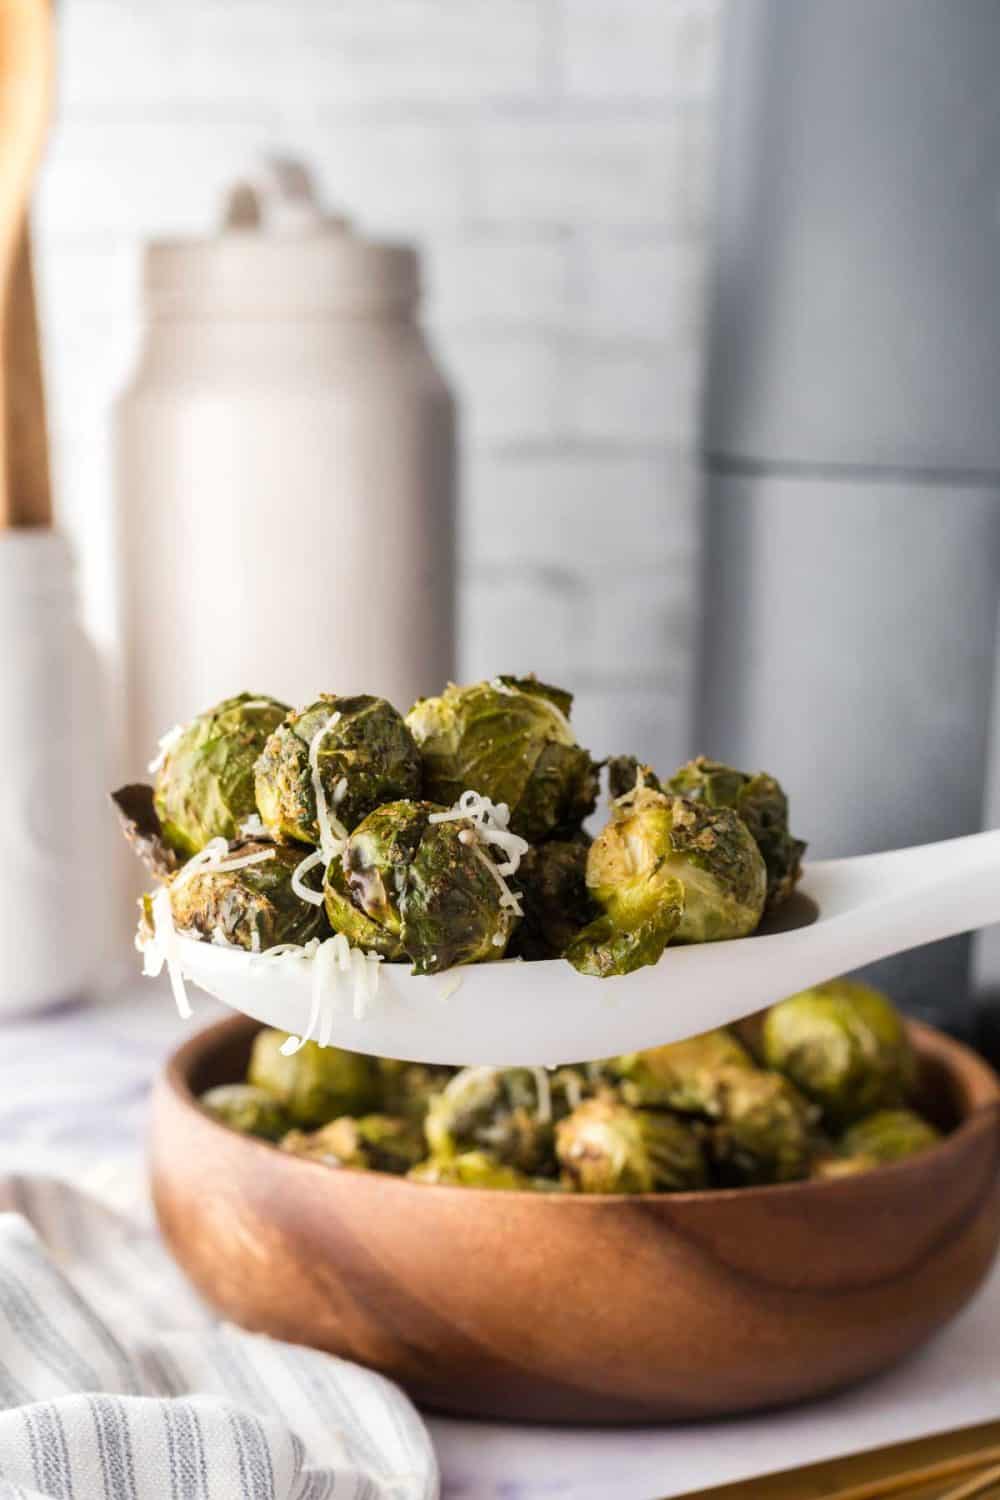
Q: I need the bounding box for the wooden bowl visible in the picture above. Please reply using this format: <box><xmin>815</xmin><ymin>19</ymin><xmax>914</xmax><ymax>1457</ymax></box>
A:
<box><xmin>150</xmin><ymin>1014</ymin><xmax>1000</xmax><ymax>1425</ymax></box>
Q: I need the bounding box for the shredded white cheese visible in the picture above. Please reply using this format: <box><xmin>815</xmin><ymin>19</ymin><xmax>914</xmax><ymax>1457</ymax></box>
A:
<box><xmin>281</xmin><ymin>960</ymin><xmax>324</xmax><ymax>1055</ymax></box>
<box><xmin>470</xmin><ymin>839</ymin><xmax>524</xmax><ymax>918</ymax></box>
<box><xmin>252</xmin><ymin>938</ymin><xmax>323</xmax><ymax>962</ymax></box>
<box><xmin>291</xmin><ymin>849</ymin><xmax>326</xmax><ymax>907</ymax></box>
<box><xmin>170</xmin><ymin>839</ymin><xmax>275</xmax><ymax>895</ymax></box>
<box><xmin>317</xmin><ymin>938</ymin><xmax>343</xmax><ymax>1047</ymax></box>
<box><xmin>428</xmin><ymin>789</ymin><xmax>528</xmax><ymax>876</ymax></box>
<box><xmin>146</xmin><ymin>885</ymin><xmax>193</xmax><ymax>1019</ymax></box>
<box><xmin>309</xmin><ymin>712</ymin><xmax>349</xmax><ymax>863</ymax></box>
<box><xmin>276</xmin><ymin>934</ymin><xmax>384</xmax><ymax>1052</ymax></box>
<box><xmin>238</xmin><ymin>813</ymin><xmax>272</xmax><ymax>840</ymax></box>
<box><xmin>428</xmin><ymin>788</ymin><xmax>528</xmax><ymax>918</ymax></box>
<box><xmin>214</xmin><ymin>848</ymin><xmax>276</xmax><ymax>876</ymax></box>
<box><xmin>532</xmin><ymin>1067</ymin><xmax>552</xmax><ymax>1124</ymax></box>
<box><xmin>147</xmin><ymin>723</ymin><xmax>184</xmax><ymax>775</ymax></box>
<box><xmin>168</xmin><ymin>838</ymin><xmax>229</xmax><ymax>894</ymax></box>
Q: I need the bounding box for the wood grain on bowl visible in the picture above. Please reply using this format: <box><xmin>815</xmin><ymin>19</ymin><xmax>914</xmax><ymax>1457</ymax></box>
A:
<box><xmin>150</xmin><ymin>1015</ymin><xmax>1000</xmax><ymax>1425</ymax></box>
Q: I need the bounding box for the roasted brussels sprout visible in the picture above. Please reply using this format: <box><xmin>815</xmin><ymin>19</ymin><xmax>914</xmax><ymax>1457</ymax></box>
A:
<box><xmin>708</xmin><ymin>1068</ymin><xmax>816</xmax><ymax>1185</ymax></box>
<box><xmin>565</xmin><ymin>785</ymin><xmax>767</xmax><ymax>977</ymax></box>
<box><xmin>507</xmin><ymin>841</ymin><xmax>597</xmax><ymax>960</ymax></box>
<box><xmin>608</xmin><ymin>1028</ymin><xmax>756</xmax><ymax>1114</ymax></box>
<box><xmin>199</xmin><ymin>1084</ymin><xmax>291</xmax><ymax>1141</ymax></box>
<box><xmin>247</xmin><ymin>1029</ymin><xmax>379</xmax><ymax>1127</ymax></box>
<box><xmin>406</xmin><ymin>676</ymin><xmax>598</xmax><ymax>843</ymax></box>
<box><xmin>555</xmin><ymin>1094</ymin><xmax>707</xmax><ymax>1193</ymax></box>
<box><xmin>606</xmin><ymin>755</ymin><xmax>662</xmax><ymax>801</ymax></box>
<box><xmin>840</xmin><ymin>1108</ymin><xmax>941</xmax><ymax>1165</ymax></box>
<box><xmin>152</xmin><ymin>693</ymin><xmax>288</xmax><ymax>857</ymax></box>
<box><xmin>167</xmin><ymin>839</ymin><xmax>329</xmax><ymax>952</ymax></box>
<box><xmin>255</xmin><ymin>694</ymin><xmax>421</xmax><ymax>847</ymax></box>
<box><xmin>666</xmin><ymin>757</ymin><xmax>806</xmax><ymax>911</ymax></box>
<box><xmin>377</xmin><ymin>1058</ymin><xmax>456</xmax><ymax>1121</ymax></box>
<box><xmin>324</xmin><ymin>799</ymin><xmax>517</xmax><ymax>974</ymax></box>
<box><xmin>762</xmin><ymin>979</ymin><xmax>916</xmax><ymax>1127</ymax></box>
<box><xmin>424</xmin><ymin>1065</ymin><xmax>579</xmax><ymax>1174</ymax></box>
<box><xmin>407</xmin><ymin>1150</ymin><xmax>559</xmax><ymax>1191</ymax></box>
<box><xmin>281</xmin><ymin>1114</ymin><xmax>426</xmax><ymax>1174</ymax></box>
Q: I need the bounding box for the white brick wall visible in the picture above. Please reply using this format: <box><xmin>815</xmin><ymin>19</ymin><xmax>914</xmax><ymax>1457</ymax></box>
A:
<box><xmin>36</xmin><ymin>0</ymin><xmax>721</xmax><ymax>771</ymax></box>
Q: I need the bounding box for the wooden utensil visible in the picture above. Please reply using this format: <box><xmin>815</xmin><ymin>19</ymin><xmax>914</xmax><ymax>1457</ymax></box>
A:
<box><xmin>150</xmin><ymin>1013</ymin><xmax>1000</xmax><ymax>1425</ymax></box>
<box><xmin>168</xmin><ymin>827</ymin><xmax>1000</xmax><ymax>1065</ymax></box>
<box><xmin>0</xmin><ymin>0</ymin><xmax>52</xmax><ymax>528</ymax></box>
<box><xmin>678</xmin><ymin>1423</ymin><xmax>1000</xmax><ymax>1499</ymax></box>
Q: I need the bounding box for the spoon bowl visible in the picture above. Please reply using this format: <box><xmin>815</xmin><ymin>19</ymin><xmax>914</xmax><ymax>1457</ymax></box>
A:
<box><xmin>168</xmin><ymin>828</ymin><xmax>1000</xmax><ymax>1064</ymax></box>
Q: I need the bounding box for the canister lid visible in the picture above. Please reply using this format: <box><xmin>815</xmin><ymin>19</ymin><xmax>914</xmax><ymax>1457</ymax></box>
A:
<box><xmin>143</xmin><ymin>158</ymin><xmax>419</xmax><ymax>318</ymax></box>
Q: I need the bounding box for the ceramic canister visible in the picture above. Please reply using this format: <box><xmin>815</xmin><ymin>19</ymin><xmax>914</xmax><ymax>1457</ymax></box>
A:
<box><xmin>115</xmin><ymin>165</ymin><xmax>456</xmax><ymax>773</ymax></box>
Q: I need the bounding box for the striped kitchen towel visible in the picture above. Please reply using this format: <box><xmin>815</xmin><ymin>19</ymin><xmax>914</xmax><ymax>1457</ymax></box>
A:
<box><xmin>0</xmin><ymin>1174</ymin><xmax>438</xmax><ymax>1499</ymax></box>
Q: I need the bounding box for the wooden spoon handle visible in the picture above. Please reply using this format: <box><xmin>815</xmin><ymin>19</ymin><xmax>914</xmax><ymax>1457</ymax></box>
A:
<box><xmin>817</xmin><ymin>1447</ymin><xmax>1000</xmax><ymax>1500</ymax></box>
<box><xmin>4</xmin><ymin>218</ymin><xmax>51</xmax><ymax>525</ymax></box>
<box><xmin>0</xmin><ymin>0</ymin><xmax>53</xmax><ymax>529</ymax></box>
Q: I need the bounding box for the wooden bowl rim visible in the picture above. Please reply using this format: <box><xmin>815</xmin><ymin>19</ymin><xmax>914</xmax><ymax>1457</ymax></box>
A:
<box><xmin>158</xmin><ymin>1012</ymin><xmax>1000</xmax><ymax>1208</ymax></box>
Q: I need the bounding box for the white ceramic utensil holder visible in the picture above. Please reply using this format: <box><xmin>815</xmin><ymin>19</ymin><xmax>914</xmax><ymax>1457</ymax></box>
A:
<box><xmin>0</xmin><ymin>532</ymin><xmax>105</xmax><ymax>1013</ymax></box>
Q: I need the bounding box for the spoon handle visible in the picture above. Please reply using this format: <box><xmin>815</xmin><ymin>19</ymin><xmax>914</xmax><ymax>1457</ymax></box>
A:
<box><xmin>805</xmin><ymin>827</ymin><xmax>1000</xmax><ymax>966</ymax></box>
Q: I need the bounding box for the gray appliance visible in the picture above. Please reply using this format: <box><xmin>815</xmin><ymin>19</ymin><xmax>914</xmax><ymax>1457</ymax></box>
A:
<box><xmin>700</xmin><ymin>0</ymin><xmax>1000</xmax><ymax>1032</ymax></box>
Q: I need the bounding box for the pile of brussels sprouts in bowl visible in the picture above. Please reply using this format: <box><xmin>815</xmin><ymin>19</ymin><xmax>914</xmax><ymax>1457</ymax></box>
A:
<box><xmin>113</xmin><ymin>673</ymin><xmax>809</xmax><ymax>993</ymax></box>
<box><xmin>197</xmin><ymin>978</ymin><xmax>943</xmax><ymax>1193</ymax></box>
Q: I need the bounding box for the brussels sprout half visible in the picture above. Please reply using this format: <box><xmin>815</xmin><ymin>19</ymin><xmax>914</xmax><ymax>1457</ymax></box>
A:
<box><xmin>281</xmin><ymin>1114</ymin><xmax>426</xmax><ymax>1174</ymax></box>
<box><xmin>763</xmin><ymin>979</ymin><xmax>916</xmax><ymax>1128</ymax></box>
<box><xmin>255</xmin><ymin>694</ymin><xmax>422</xmax><ymax>847</ymax></box>
<box><xmin>406</xmin><ymin>676</ymin><xmax>598</xmax><ymax>843</ymax></box>
<box><xmin>168</xmin><ymin>839</ymin><xmax>329</xmax><ymax>952</ymax></box>
<box><xmin>555</xmin><ymin>1094</ymin><xmax>707</xmax><ymax>1194</ymax></box>
<box><xmin>324</xmin><ymin>800</ymin><xmax>518</xmax><ymax>975</ymax></box>
<box><xmin>153</xmin><ymin>693</ymin><xmax>288</xmax><ymax>857</ymax></box>
<box><xmin>565</xmin><ymin>785</ymin><xmax>767</xmax><ymax>977</ymax></box>
<box><xmin>247</xmin><ymin>1029</ymin><xmax>379</xmax><ymax>1128</ymax></box>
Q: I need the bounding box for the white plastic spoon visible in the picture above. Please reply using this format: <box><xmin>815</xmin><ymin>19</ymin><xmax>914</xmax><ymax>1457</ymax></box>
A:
<box><xmin>162</xmin><ymin>827</ymin><xmax>1000</xmax><ymax>1065</ymax></box>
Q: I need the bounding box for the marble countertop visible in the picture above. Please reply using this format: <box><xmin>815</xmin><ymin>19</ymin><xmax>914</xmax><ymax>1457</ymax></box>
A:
<box><xmin>5</xmin><ymin>982</ymin><xmax>1000</xmax><ymax>1500</ymax></box>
